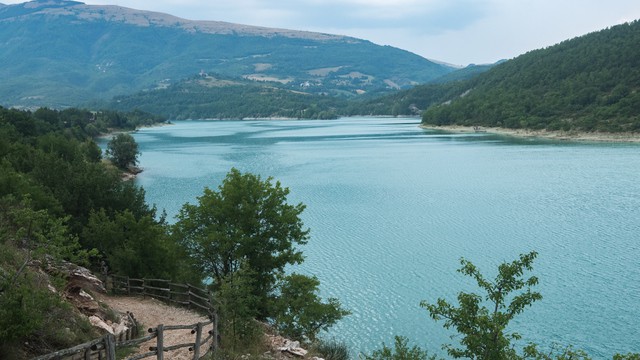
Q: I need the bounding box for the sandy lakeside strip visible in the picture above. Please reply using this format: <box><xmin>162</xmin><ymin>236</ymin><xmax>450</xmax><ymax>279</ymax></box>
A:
<box><xmin>419</xmin><ymin>124</ymin><xmax>640</xmax><ymax>143</ymax></box>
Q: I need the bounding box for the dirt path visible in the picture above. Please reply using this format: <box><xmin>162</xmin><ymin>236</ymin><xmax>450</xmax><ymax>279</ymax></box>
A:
<box><xmin>97</xmin><ymin>294</ymin><xmax>212</xmax><ymax>359</ymax></box>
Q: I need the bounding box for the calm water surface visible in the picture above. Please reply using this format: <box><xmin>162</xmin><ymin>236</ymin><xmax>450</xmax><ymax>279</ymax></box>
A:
<box><xmin>131</xmin><ymin>117</ymin><xmax>640</xmax><ymax>357</ymax></box>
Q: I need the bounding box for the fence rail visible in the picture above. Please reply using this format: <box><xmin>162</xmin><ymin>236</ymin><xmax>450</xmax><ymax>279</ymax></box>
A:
<box><xmin>110</xmin><ymin>276</ymin><xmax>215</xmax><ymax>316</ymax></box>
<box><xmin>32</xmin><ymin>276</ymin><xmax>218</xmax><ymax>360</ymax></box>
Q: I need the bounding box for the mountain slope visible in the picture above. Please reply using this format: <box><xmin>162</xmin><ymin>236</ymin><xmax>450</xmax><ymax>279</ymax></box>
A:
<box><xmin>421</xmin><ymin>20</ymin><xmax>640</xmax><ymax>133</ymax></box>
<box><xmin>104</xmin><ymin>74</ymin><xmax>347</xmax><ymax>119</ymax></box>
<box><xmin>0</xmin><ymin>0</ymin><xmax>455</xmax><ymax>108</ymax></box>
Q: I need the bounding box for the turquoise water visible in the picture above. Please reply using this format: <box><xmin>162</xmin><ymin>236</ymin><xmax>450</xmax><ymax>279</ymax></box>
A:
<box><xmin>131</xmin><ymin>117</ymin><xmax>640</xmax><ymax>357</ymax></box>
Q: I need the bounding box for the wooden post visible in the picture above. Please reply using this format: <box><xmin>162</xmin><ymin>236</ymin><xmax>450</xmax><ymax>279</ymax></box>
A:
<box><xmin>84</xmin><ymin>347</ymin><xmax>91</xmax><ymax>360</ymax></box>
<box><xmin>156</xmin><ymin>324</ymin><xmax>164</xmax><ymax>360</ymax></box>
<box><xmin>187</xmin><ymin>285</ymin><xmax>192</xmax><ymax>310</ymax></box>
<box><xmin>105</xmin><ymin>334</ymin><xmax>116</xmax><ymax>360</ymax></box>
<box><xmin>192</xmin><ymin>323</ymin><xmax>203</xmax><ymax>359</ymax></box>
<box><xmin>212</xmin><ymin>312</ymin><xmax>219</xmax><ymax>351</ymax></box>
<box><xmin>127</xmin><ymin>276</ymin><xmax>131</xmax><ymax>296</ymax></box>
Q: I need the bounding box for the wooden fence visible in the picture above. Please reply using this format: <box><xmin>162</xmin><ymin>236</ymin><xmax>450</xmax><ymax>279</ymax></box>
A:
<box><xmin>109</xmin><ymin>275</ymin><xmax>215</xmax><ymax>316</ymax></box>
<box><xmin>32</xmin><ymin>319</ymin><xmax>215</xmax><ymax>360</ymax></box>
<box><xmin>32</xmin><ymin>276</ymin><xmax>218</xmax><ymax>360</ymax></box>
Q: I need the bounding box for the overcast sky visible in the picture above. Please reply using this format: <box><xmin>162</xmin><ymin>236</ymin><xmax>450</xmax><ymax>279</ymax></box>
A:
<box><xmin>5</xmin><ymin>0</ymin><xmax>640</xmax><ymax>65</ymax></box>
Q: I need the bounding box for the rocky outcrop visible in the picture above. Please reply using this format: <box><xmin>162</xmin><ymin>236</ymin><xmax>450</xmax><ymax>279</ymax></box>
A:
<box><xmin>42</xmin><ymin>259</ymin><xmax>137</xmax><ymax>336</ymax></box>
<box><xmin>88</xmin><ymin>315</ymin><xmax>131</xmax><ymax>337</ymax></box>
<box><xmin>267</xmin><ymin>334</ymin><xmax>311</xmax><ymax>358</ymax></box>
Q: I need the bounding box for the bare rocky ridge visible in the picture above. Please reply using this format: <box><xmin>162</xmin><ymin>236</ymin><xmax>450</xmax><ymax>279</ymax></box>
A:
<box><xmin>2</xmin><ymin>0</ymin><xmax>348</xmax><ymax>41</ymax></box>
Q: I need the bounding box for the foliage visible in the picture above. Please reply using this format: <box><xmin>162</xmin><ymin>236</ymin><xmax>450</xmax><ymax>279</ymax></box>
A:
<box><xmin>173</xmin><ymin>168</ymin><xmax>310</xmax><ymax>318</ymax></box>
<box><xmin>362</xmin><ymin>336</ymin><xmax>438</xmax><ymax>360</ymax></box>
<box><xmin>422</xmin><ymin>21</ymin><xmax>640</xmax><ymax>133</ymax></box>
<box><xmin>312</xmin><ymin>339</ymin><xmax>350</xmax><ymax>360</ymax></box>
<box><xmin>82</xmin><ymin>209</ymin><xmax>182</xmax><ymax>279</ymax></box>
<box><xmin>107</xmin><ymin>75</ymin><xmax>344</xmax><ymax>120</ymax></box>
<box><xmin>0</xmin><ymin>106</ymin><xmax>188</xmax><ymax>357</ymax></box>
<box><xmin>0</xmin><ymin>208</ymin><xmax>98</xmax><ymax>358</ymax></box>
<box><xmin>215</xmin><ymin>264</ymin><xmax>262</xmax><ymax>353</ymax></box>
<box><xmin>343</xmin><ymin>81</ymin><xmax>470</xmax><ymax>117</ymax></box>
<box><xmin>421</xmin><ymin>251</ymin><xmax>542</xmax><ymax>359</ymax></box>
<box><xmin>523</xmin><ymin>344</ymin><xmax>593</xmax><ymax>360</ymax></box>
<box><xmin>613</xmin><ymin>354</ymin><xmax>640</xmax><ymax>360</ymax></box>
<box><xmin>3</xmin><ymin>197</ymin><xmax>94</xmax><ymax>265</ymax></box>
<box><xmin>272</xmin><ymin>273</ymin><xmax>350</xmax><ymax>342</ymax></box>
<box><xmin>106</xmin><ymin>133</ymin><xmax>140</xmax><ymax>169</ymax></box>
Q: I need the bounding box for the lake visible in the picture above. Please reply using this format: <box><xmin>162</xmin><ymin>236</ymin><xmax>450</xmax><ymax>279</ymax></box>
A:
<box><xmin>130</xmin><ymin>117</ymin><xmax>640</xmax><ymax>358</ymax></box>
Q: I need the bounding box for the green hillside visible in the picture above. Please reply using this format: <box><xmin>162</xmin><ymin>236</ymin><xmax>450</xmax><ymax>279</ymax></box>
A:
<box><xmin>342</xmin><ymin>64</ymin><xmax>495</xmax><ymax>116</ymax></box>
<box><xmin>422</xmin><ymin>20</ymin><xmax>640</xmax><ymax>133</ymax></box>
<box><xmin>0</xmin><ymin>0</ymin><xmax>454</xmax><ymax>109</ymax></box>
<box><xmin>103</xmin><ymin>75</ymin><xmax>346</xmax><ymax>119</ymax></box>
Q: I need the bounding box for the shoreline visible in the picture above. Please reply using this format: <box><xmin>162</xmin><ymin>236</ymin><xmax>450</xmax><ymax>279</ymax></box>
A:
<box><xmin>419</xmin><ymin>124</ymin><xmax>640</xmax><ymax>143</ymax></box>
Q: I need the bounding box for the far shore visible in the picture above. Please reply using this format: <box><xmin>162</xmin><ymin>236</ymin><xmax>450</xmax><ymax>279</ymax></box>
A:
<box><xmin>420</xmin><ymin>124</ymin><xmax>640</xmax><ymax>143</ymax></box>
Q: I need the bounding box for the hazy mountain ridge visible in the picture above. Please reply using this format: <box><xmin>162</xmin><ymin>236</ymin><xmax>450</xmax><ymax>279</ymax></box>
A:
<box><xmin>0</xmin><ymin>0</ymin><xmax>346</xmax><ymax>40</ymax></box>
<box><xmin>0</xmin><ymin>0</ymin><xmax>455</xmax><ymax>109</ymax></box>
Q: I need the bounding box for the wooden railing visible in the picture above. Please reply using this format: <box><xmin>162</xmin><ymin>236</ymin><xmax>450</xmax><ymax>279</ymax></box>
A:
<box><xmin>110</xmin><ymin>276</ymin><xmax>215</xmax><ymax>315</ymax></box>
<box><xmin>32</xmin><ymin>319</ymin><xmax>215</xmax><ymax>360</ymax></box>
<box><xmin>127</xmin><ymin>320</ymin><xmax>215</xmax><ymax>360</ymax></box>
<box><xmin>31</xmin><ymin>276</ymin><xmax>218</xmax><ymax>360</ymax></box>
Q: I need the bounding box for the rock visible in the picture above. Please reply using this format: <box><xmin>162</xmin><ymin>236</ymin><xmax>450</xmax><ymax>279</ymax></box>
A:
<box><xmin>112</xmin><ymin>320</ymin><xmax>129</xmax><ymax>336</ymax></box>
<box><xmin>64</xmin><ymin>283</ymin><xmax>101</xmax><ymax>316</ymax></box>
<box><xmin>90</xmin><ymin>315</ymin><xmax>114</xmax><ymax>334</ymax></box>
<box><xmin>67</xmin><ymin>264</ymin><xmax>106</xmax><ymax>294</ymax></box>
<box><xmin>278</xmin><ymin>340</ymin><xmax>308</xmax><ymax>357</ymax></box>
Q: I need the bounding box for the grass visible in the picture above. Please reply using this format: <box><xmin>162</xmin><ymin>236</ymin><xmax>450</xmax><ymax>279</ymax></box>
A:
<box><xmin>312</xmin><ymin>339</ymin><xmax>350</xmax><ymax>360</ymax></box>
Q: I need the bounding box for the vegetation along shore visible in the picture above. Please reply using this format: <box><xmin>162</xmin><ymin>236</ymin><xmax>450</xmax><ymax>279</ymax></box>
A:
<box><xmin>420</xmin><ymin>124</ymin><xmax>640</xmax><ymax>143</ymax></box>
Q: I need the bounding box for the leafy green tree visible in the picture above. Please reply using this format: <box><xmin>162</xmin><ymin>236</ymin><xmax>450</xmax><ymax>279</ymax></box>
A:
<box><xmin>82</xmin><ymin>209</ymin><xmax>178</xmax><ymax>279</ymax></box>
<box><xmin>272</xmin><ymin>273</ymin><xmax>350</xmax><ymax>342</ymax></box>
<box><xmin>363</xmin><ymin>336</ymin><xmax>437</xmax><ymax>360</ymax></box>
<box><xmin>216</xmin><ymin>264</ymin><xmax>262</xmax><ymax>353</ymax></box>
<box><xmin>173</xmin><ymin>168</ymin><xmax>309</xmax><ymax>318</ymax></box>
<box><xmin>421</xmin><ymin>251</ymin><xmax>542</xmax><ymax>360</ymax></box>
<box><xmin>106</xmin><ymin>133</ymin><xmax>139</xmax><ymax>169</ymax></box>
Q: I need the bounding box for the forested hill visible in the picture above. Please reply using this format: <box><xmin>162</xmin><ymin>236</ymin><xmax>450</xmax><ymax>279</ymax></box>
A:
<box><xmin>104</xmin><ymin>75</ymin><xmax>347</xmax><ymax>120</ymax></box>
<box><xmin>421</xmin><ymin>20</ymin><xmax>640</xmax><ymax>133</ymax></box>
<box><xmin>0</xmin><ymin>0</ymin><xmax>454</xmax><ymax>109</ymax></box>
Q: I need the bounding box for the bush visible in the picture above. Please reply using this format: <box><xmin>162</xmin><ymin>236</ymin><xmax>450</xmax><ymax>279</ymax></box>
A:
<box><xmin>313</xmin><ymin>339</ymin><xmax>350</xmax><ymax>360</ymax></box>
<box><xmin>362</xmin><ymin>336</ymin><xmax>437</xmax><ymax>360</ymax></box>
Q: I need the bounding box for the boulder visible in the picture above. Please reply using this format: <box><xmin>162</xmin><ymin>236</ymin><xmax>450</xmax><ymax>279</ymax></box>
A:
<box><xmin>278</xmin><ymin>340</ymin><xmax>308</xmax><ymax>357</ymax></box>
<box><xmin>89</xmin><ymin>315</ymin><xmax>114</xmax><ymax>335</ymax></box>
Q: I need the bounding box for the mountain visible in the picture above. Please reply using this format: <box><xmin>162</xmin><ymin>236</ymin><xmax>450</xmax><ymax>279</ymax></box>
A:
<box><xmin>0</xmin><ymin>0</ymin><xmax>455</xmax><ymax>109</ymax></box>
<box><xmin>421</xmin><ymin>20</ymin><xmax>640</xmax><ymax>133</ymax></box>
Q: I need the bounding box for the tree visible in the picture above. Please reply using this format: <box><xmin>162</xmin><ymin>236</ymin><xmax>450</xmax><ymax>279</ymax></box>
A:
<box><xmin>272</xmin><ymin>273</ymin><xmax>350</xmax><ymax>342</ymax></box>
<box><xmin>363</xmin><ymin>336</ymin><xmax>437</xmax><ymax>360</ymax></box>
<box><xmin>421</xmin><ymin>251</ymin><xmax>542</xmax><ymax>360</ymax></box>
<box><xmin>106</xmin><ymin>133</ymin><xmax>139</xmax><ymax>169</ymax></box>
<box><xmin>82</xmin><ymin>209</ymin><xmax>181</xmax><ymax>279</ymax></box>
<box><xmin>216</xmin><ymin>264</ymin><xmax>262</xmax><ymax>353</ymax></box>
<box><xmin>172</xmin><ymin>168</ymin><xmax>310</xmax><ymax>318</ymax></box>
